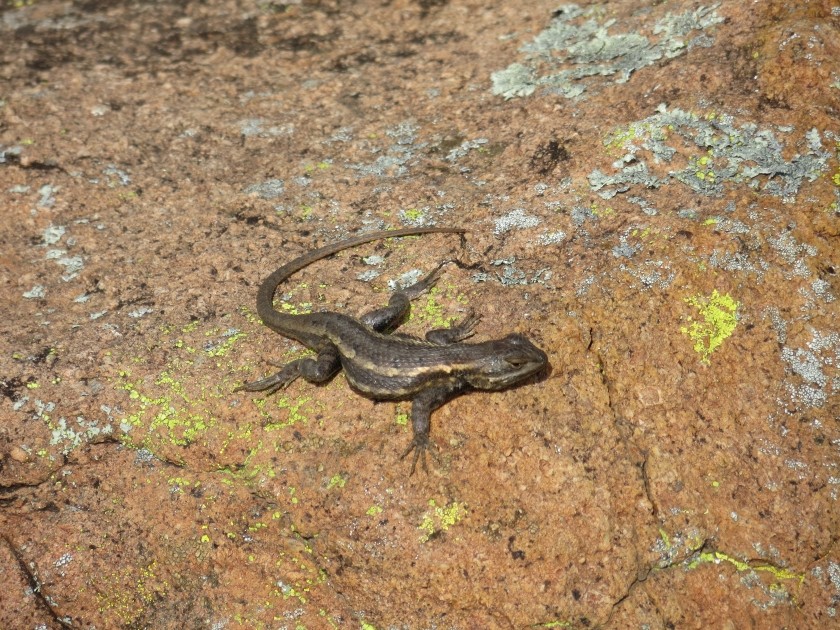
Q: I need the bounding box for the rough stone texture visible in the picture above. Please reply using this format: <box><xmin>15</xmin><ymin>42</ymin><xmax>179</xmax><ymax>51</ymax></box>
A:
<box><xmin>1</xmin><ymin>0</ymin><xmax>838</xmax><ymax>628</ymax></box>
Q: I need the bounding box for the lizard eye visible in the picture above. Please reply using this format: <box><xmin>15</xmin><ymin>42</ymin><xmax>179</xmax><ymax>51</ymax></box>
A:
<box><xmin>504</xmin><ymin>354</ymin><xmax>531</xmax><ymax>367</ymax></box>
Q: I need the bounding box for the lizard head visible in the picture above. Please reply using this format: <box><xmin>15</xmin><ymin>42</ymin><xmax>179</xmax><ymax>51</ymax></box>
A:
<box><xmin>464</xmin><ymin>333</ymin><xmax>548</xmax><ymax>390</ymax></box>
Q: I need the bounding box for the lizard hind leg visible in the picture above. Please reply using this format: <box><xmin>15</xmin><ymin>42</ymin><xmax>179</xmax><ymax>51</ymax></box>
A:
<box><xmin>360</xmin><ymin>262</ymin><xmax>450</xmax><ymax>334</ymax></box>
<box><xmin>398</xmin><ymin>261</ymin><xmax>449</xmax><ymax>300</ymax></box>
<box><xmin>235</xmin><ymin>346</ymin><xmax>341</xmax><ymax>396</ymax></box>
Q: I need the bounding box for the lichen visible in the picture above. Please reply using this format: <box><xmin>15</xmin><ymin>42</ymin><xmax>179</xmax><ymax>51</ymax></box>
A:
<box><xmin>680</xmin><ymin>289</ymin><xmax>739</xmax><ymax>364</ymax></box>
<box><xmin>326</xmin><ymin>474</ymin><xmax>347</xmax><ymax>490</ymax></box>
<box><xmin>243</xmin><ymin>178</ymin><xmax>285</xmax><ymax>199</ymax></box>
<box><xmin>590</xmin><ymin>106</ymin><xmax>830</xmax><ymax>201</ymax></box>
<box><xmin>349</xmin><ymin>120</ymin><xmax>422</xmax><ymax>178</ymax></box>
<box><xmin>418</xmin><ymin>499</ymin><xmax>468</xmax><ymax>543</ymax></box>
<box><xmin>494</xmin><ymin>208</ymin><xmax>541</xmax><ymax>235</ymax></box>
<box><xmin>94</xmin><ymin>560</ymin><xmax>170</xmax><ymax>625</ymax></box>
<box><xmin>492</xmin><ymin>4</ymin><xmax>724</xmax><ymax>100</ymax></box>
<box><xmin>686</xmin><ymin>550</ymin><xmax>804</xmax><ymax>589</ymax></box>
<box><xmin>780</xmin><ymin>329</ymin><xmax>840</xmax><ymax>409</ymax></box>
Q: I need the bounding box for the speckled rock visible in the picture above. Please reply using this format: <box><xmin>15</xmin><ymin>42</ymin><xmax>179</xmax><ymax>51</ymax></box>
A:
<box><xmin>1</xmin><ymin>0</ymin><xmax>838</xmax><ymax>628</ymax></box>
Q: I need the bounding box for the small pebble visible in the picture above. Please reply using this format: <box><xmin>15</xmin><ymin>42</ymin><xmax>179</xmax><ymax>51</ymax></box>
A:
<box><xmin>10</xmin><ymin>446</ymin><xmax>30</xmax><ymax>463</ymax></box>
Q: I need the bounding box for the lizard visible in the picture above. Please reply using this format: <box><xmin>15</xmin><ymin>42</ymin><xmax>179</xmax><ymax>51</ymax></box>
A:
<box><xmin>237</xmin><ymin>226</ymin><xmax>548</xmax><ymax>474</ymax></box>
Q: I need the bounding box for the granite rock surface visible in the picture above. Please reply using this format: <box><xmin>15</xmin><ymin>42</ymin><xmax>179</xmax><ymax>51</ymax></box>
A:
<box><xmin>1</xmin><ymin>1</ymin><xmax>838</xmax><ymax>628</ymax></box>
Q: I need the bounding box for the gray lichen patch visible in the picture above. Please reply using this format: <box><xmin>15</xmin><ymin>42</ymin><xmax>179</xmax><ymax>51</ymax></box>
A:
<box><xmin>767</xmin><ymin>230</ymin><xmax>818</xmax><ymax>279</ymax></box>
<box><xmin>588</xmin><ymin>162</ymin><xmax>664</xmax><ymax>199</ymax></box>
<box><xmin>445</xmin><ymin>138</ymin><xmax>490</xmax><ymax>162</ymax></box>
<box><xmin>23</xmin><ymin>285</ymin><xmax>46</xmax><ymax>299</ymax></box>
<box><xmin>238</xmin><ymin>118</ymin><xmax>294</xmax><ymax>138</ymax></box>
<box><xmin>349</xmin><ymin>120</ymin><xmax>424</xmax><ymax>178</ymax></box>
<box><xmin>491</xmin><ymin>4</ymin><xmax>724</xmax><ymax>100</ymax></box>
<box><xmin>780</xmin><ymin>329</ymin><xmax>840</xmax><ymax>409</ymax></box>
<box><xmin>494</xmin><ymin>208</ymin><xmax>541</xmax><ymax>235</ymax></box>
<box><xmin>708</xmin><ymin>249</ymin><xmax>768</xmax><ymax>279</ymax></box>
<box><xmin>243</xmin><ymin>178</ymin><xmax>285</xmax><ymax>200</ymax></box>
<box><xmin>46</xmin><ymin>250</ymin><xmax>84</xmax><ymax>282</ymax></box>
<box><xmin>618</xmin><ymin>259</ymin><xmax>676</xmax><ymax>290</ymax></box>
<box><xmin>538</xmin><ymin>230</ymin><xmax>567</xmax><ymax>245</ymax></box>
<box><xmin>42</xmin><ymin>224</ymin><xmax>66</xmax><ymax>245</ymax></box>
<box><xmin>589</xmin><ymin>106</ymin><xmax>830</xmax><ymax>201</ymax></box>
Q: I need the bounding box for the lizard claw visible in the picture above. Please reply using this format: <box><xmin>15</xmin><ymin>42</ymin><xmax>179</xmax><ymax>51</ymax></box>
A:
<box><xmin>233</xmin><ymin>370</ymin><xmax>295</xmax><ymax>395</ymax></box>
<box><xmin>400</xmin><ymin>434</ymin><xmax>440</xmax><ymax>476</ymax></box>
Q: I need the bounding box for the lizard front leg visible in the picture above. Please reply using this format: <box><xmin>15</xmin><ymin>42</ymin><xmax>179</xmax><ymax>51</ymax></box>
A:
<box><xmin>400</xmin><ymin>381</ymin><xmax>467</xmax><ymax>475</ymax></box>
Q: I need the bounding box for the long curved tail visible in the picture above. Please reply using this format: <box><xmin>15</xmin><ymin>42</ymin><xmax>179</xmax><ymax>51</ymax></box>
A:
<box><xmin>256</xmin><ymin>226</ymin><xmax>466</xmax><ymax>328</ymax></box>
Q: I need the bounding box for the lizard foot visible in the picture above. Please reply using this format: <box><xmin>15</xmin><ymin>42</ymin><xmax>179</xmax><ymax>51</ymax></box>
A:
<box><xmin>233</xmin><ymin>370</ymin><xmax>296</xmax><ymax>396</ymax></box>
<box><xmin>400</xmin><ymin>434</ymin><xmax>440</xmax><ymax>476</ymax></box>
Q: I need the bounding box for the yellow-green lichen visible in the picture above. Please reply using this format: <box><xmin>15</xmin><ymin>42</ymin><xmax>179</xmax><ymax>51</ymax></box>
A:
<box><xmin>412</xmin><ymin>284</ymin><xmax>466</xmax><ymax>330</ymax></box>
<box><xmin>113</xmin><ymin>320</ymin><xmax>260</xmax><ymax>459</ymax></box>
<box><xmin>326</xmin><ymin>474</ymin><xmax>347</xmax><ymax>490</ymax></box>
<box><xmin>653</xmin><ymin>527</ymin><xmax>706</xmax><ymax>569</ymax></box>
<box><xmin>680</xmin><ymin>289</ymin><xmax>739</xmax><ymax>364</ymax></box>
<box><xmin>204</xmin><ymin>328</ymin><xmax>247</xmax><ymax>357</ymax></box>
<box><xmin>116</xmin><ymin>369</ymin><xmax>215</xmax><ymax>447</ymax></box>
<box><xmin>604</xmin><ymin>124</ymin><xmax>638</xmax><ymax>153</ymax></box>
<box><xmin>261</xmin><ymin>395</ymin><xmax>313</xmax><ymax>430</ymax></box>
<box><xmin>302</xmin><ymin>160</ymin><xmax>332</xmax><ymax>174</ymax></box>
<box><xmin>693</xmin><ymin>154</ymin><xmax>718</xmax><ymax>183</ymax></box>
<box><xmin>417</xmin><ymin>287</ymin><xmax>449</xmax><ymax>327</ymax></box>
<box><xmin>686</xmin><ymin>550</ymin><xmax>804</xmax><ymax>590</ymax></box>
<box><xmin>270</xmin><ymin>539</ymin><xmax>327</xmax><ymax>607</ymax></box>
<box><xmin>278</xmin><ymin>295</ymin><xmax>313</xmax><ymax>315</ymax></box>
<box><xmin>401</xmin><ymin>207</ymin><xmax>424</xmax><ymax>222</ymax></box>
<box><xmin>604</xmin><ymin>120</ymin><xmax>667</xmax><ymax>155</ymax></box>
<box><xmin>167</xmin><ymin>476</ymin><xmax>199</xmax><ymax>493</ymax></box>
<box><xmin>94</xmin><ymin>560</ymin><xmax>169</xmax><ymax>625</ymax></box>
<box><xmin>418</xmin><ymin>499</ymin><xmax>467</xmax><ymax>543</ymax></box>
<box><xmin>589</xmin><ymin>202</ymin><xmax>614</xmax><ymax>218</ymax></box>
<box><xmin>181</xmin><ymin>320</ymin><xmax>201</xmax><ymax>334</ymax></box>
